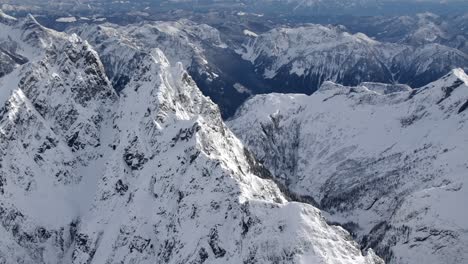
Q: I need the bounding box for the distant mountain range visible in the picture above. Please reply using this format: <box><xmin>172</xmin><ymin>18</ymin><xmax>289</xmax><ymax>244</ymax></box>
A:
<box><xmin>238</xmin><ymin>23</ymin><xmax>468</xmax><ymax>93</ymax></box>
<box><xmin>2</xmin><ymin>0</ymin><xmax>468</xmax><ymax>16</ymax></box>
<box><xmin>58</xmin><ymin>13</ymin><xmax>468</xmax><ymax>118</ymax></box>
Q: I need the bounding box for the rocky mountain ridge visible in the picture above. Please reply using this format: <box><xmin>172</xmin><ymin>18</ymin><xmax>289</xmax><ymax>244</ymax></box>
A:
<box><xmin>228</xmin><ymin>68</ymin><xmax>468</xmax><ymax>264</ymax></box>
<box><xmin>0</xmin><ymin>11</ymin><xmax>382</xmax><ymax>264</ymax></box>
<box><xmin>239</xmin><ymin>24</ymin><xmax>468</xmax><ymax>93</ymax></box>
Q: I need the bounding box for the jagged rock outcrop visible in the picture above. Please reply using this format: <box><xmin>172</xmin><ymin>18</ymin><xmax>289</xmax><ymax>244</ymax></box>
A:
<box><xmin>0</xmin><ymin>12</ymin><xmax>382</xmax><ymax>264</ymax></box>
<box><xmin>69</xmin><ymin>20</ymin><xmax>256</xmax><ymax>118</ymax></box>
<box><xmin>69</xmin><ymin>20</ymin><xmax>226</xmax><ymax>92</ymax></box>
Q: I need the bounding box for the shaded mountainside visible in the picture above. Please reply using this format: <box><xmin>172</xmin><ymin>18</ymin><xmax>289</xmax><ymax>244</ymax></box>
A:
<box><xmin>0</xmin><ymin>11</ymin><xmax>383</xmax><ymax>264</ymax></box>
<box><xmin>239</xmin><ymin>24</ymin><xmax>468</xmax><ymax>93</ymax></box>
<box><xmin>228</xmin><ymin>69</ymin><xmax>468</xmax><ymax>264</ymax></box>
<box><xmin>323</xmin><ymin>12</ymin><xmax>468</xmax><ymax>55</ymax></box>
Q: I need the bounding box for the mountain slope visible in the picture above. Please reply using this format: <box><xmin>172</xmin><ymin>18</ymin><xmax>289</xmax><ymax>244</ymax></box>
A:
<box><xmin>239</xmin><ymin>24</ymin><xmax>468</xmax><ymax>93</ymax></box>
<box><xmin>69</xmin><ymin>20</ymin><xmax>227</xmax><ymax>91</ymax></box>
<box><xmin>69</xmin><ymin>20</ymin><xmax>262</xmax><ymax>118</ymax></box>
<box><xmin>0</xmin><ymin>12</ymin><xmax>382</xmax><ymax>264</ymax></box>
<box><xmin>228</xmin><ymin>69</ymin><xmax>468</xmax><ymax>264</ymax></box>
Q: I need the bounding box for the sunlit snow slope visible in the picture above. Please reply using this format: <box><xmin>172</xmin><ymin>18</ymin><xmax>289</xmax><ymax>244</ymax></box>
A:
<box><xmin>229</xmin><ymin>70</ymin><xmax>468</xmax><ymax>264</ymax></box>
<box><xmin>0</xmin><ymin>10</ymin><xmax>382</xmax><ymax>264</ymax></box>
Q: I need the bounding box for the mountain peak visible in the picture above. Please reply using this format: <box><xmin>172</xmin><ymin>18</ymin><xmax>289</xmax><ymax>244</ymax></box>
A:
<box><xmin>419</xmin><ymin>67</ymin><xmax>468</xmax><ymax>95</ymax></box>
<box><xmin>452</xmin><ymin>68</ymin><xmax>468</xmax><ymax>86</ymax></box>
<box><xmin>18</xmin><ymin>13</ymin><xmax>66</xmax><ymax>50</ymax></box>
<box><xmin>23</xmin><ymin>13</ymin><xmax>41</xmax><ymax>27</ymax></box>
<box><xmin>0</xmin><ymin>9</ymin><xmax>17</xmax><ymax>25</ymax></box>
<box><xmin>0</xmin><ymin>18</ymin><xmax>385</xmax><ymax>264</ymax></box>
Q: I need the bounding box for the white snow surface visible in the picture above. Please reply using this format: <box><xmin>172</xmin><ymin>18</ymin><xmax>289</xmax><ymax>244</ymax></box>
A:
<box><xmin>56</xmin><ymin>17</ymin><xmax>77</xmax><ymax>23</ymax></box>
<box><xmin>69</xmin><ymin>19</ymin><xmax>227</xmax><ymax>89</ymax></box>
<box><xmin>0</xmin><ymin>12</ymin><xmax>382</xmax><ymax>264</ymax></box>
<box><xmin>238</xmin><ymin>24</ymin><xmax>468</xmax><ymax>85</ymax></box>
<box><xmin>228</xmin><ymin>69</ymin><xmax>468</xmax><ymax>264</ymax></box>
<box><xmin>243</xmin><ymin>29</ymin><xmax>258</xmax><ymax>38</ymax></box>
<box><xmin>239</xmin><ymin>24</ymin><xmax>396</xmax><ymax>78</ymax></box>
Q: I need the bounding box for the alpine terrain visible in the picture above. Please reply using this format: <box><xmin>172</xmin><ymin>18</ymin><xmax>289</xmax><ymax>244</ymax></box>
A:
<box><xmin>0</xmin><ymin>10</ymin><xmax>383</xmax><ymax>264</ymax></box>
<box><xmin>66</xmin><ymin>19</ymin><xmax>468</xmax><ymax>118</ymax></box>
<box><xmin>239</xmin><ymin>24</ymin><xmax>468</xmax><ymax>93</ymax></box>
<box><xmin>229</xmin><ymin>69</ymin><xmax>468</xmax><ymax>264</ymax></box>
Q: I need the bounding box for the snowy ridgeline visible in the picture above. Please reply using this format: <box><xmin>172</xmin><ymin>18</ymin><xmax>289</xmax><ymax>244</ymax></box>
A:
<box><xmin>238</xmin><ymin>24</ymin><xmax>468</xmax><ymax>89</ymax></box>
<box><xmin>0</xmin><ymin>10</ymin><xmax>383</xmax><ymax>264</ymax></box>
<box><xmin>228</xmin><ymin>69</ymin><xmax>468</xmax><ymax>264</ymax></box>
<box><xmin>67</xmin><ymin>19</ymin><xmax>227</xmax><ymax>92</ymax></box>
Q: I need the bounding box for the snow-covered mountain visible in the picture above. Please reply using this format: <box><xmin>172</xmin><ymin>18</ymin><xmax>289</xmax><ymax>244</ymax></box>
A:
<box><xmin>69</xmin><ymin>19</ymin><xmax>227</xmax><ymax>91</ymax></box>
<box><xmin>0</xmin><ymin>11</ymin><xmax>383</xmax><ymax>264</ymax></box>
<box><xmin>228</xmin><ymin>69</ymin><xmax>468</xmax><ymax>264</ymax></box>
<box><xmin>69</xmin><ymin>20</ymin><xmax>262</xmax><ymax>118</ymax></box>
<box><xmin>69</xmin><ymin>19</ymin><xmax>468</xmax><ymax>117</ymax></box>
<box><xmin>166</xmin><ymin>0</ymin><xmax>467</xmax><ymax>16</ymax></box>
<box><xmin>239</xmin><ymin>24</ymin><xmax>468</xmax><ymax>92</ymax></box>
<box><xmin>246</xmin><ymin>0</ymin><xmax>379</xmax><ymax>9</ymax></box>
<box><xmin>356</xmin><ymin>13</ymin><xmax>468</xmax><ymax>55</ymax></box>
